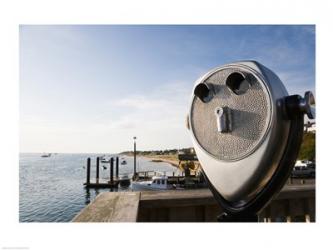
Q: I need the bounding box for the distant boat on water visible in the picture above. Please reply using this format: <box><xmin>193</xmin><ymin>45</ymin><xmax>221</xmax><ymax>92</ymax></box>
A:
<box><xmin>121</xmin><ymin>160</ymin><xmax>127</xmax><ymax>165</ymax></box>
<box><xmin>101</xmin><ymin>157</ymin><xmax>110</xmax><ymax>163</ymax></box>
<box><xmin>41</xmin><ymin>153</ymin><xmax>51</xmax><ymax>158</ymax></box>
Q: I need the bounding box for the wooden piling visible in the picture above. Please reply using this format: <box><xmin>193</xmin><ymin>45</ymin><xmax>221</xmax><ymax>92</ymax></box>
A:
<box><xmin>116</xmin><ymin>157</ymin><xmax>119</xmax><ymax>178</ymax></box>
<box><xmin>110</xmin><ymin>157</ymin><xmax>114</xmax><ymax>183</ymax></box>
<box><xmin>96</xmin><ymin>157</ymin><xmax>100</xmax><ymax>182</ymax></box>
<box><xmin>86</xmin><ymin>158</ymin><xmax>91</xmax><ymax>185</ymax></box>
<box><xmin>134</xmin><ymin>139</ymin><xmax>137</xmax><ymax>176</ymax></box>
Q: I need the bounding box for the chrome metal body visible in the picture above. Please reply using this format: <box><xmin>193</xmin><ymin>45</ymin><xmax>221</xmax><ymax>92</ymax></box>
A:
<box><xmin>188</xmin><ymin>61</ymin><xmax>291</xmax><ymax>204</ymax></box>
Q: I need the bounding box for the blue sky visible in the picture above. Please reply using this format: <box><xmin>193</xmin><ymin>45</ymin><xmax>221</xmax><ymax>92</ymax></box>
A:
<box><xmin>20</xmin><ymin>25</ymin><xmax>315</xmax><ymax>153</ymax></box>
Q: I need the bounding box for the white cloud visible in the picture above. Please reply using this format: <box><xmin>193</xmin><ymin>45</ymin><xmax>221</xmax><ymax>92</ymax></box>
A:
<box><xmin>115</xmin><ymin>95</ymin><xmax>166</xmax><ymax>109</ymax></box>
<box><xmin>97</xmin><ymin>81</ymin><xmax>191</xmax><ymax>135</ymax></box>
<box><xmin>20</xmin><ymin>80</ymin><xmax>194</xmax><ymax>153</ymax></box>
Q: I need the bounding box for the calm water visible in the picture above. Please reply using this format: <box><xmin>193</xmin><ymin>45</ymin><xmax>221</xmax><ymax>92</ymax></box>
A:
<box><xmin>19</xmin><ymin>153</ymin><xmax>180</xmax><ymax>222</ymax></box>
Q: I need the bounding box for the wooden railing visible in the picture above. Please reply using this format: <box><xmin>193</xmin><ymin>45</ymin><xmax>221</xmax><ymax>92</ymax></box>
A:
<box><xmin>73</xmin><ymin>184</ymin><xmax>315</xmax><ymax>222</ymax></box>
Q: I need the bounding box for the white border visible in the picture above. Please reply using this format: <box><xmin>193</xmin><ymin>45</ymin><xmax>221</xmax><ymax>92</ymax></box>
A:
<box><xmin>1</xmin><ymin>1</ymin><xmax>332</xmax><ymax>250</ymax></box>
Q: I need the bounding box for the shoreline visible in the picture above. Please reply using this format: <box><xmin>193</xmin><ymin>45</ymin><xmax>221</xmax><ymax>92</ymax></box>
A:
<box><xmin>143</xmin><ymin>155</ymin><xmax>179</xmax><ymax>168</ymax></box>
<box><xmin>122</xmin><ymin>153</ymin><xmax>200</xmax><ymax>171</ymax></box>
<box><xmin>122</xmin><ymin>153</ymin><xmax>179</xmax><ymax>168</ymax></box>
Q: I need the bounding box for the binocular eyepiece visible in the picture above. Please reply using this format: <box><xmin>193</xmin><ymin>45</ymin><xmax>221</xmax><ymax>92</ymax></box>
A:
<box><xmin>188</xmin><ymin>61</ymin><xmax>315</xmax><ymax>221</ymax></box>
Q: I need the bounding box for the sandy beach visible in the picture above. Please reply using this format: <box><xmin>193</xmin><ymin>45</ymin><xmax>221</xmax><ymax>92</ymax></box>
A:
<box><xmin>142</xmin><ymin>155</ymin><xmax>179</xmax><ymax>168</ymax></box>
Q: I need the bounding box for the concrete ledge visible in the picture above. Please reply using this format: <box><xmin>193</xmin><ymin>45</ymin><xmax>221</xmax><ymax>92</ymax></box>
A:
<box><xmin>72</xmin><ymin>192</ymin><xmax>140</xmax><ymax>222</ymax></box>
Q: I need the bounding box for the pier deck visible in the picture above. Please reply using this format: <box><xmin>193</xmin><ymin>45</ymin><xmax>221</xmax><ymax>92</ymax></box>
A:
<box><xmin>73</xmin><ymin>192</ymin><xmax>140</xmax><ymax>222</ymax></box>
<box><xmin>73</xmin><ymin>183</ymin><xmax>315</xmax><ymax>222</ymax></box>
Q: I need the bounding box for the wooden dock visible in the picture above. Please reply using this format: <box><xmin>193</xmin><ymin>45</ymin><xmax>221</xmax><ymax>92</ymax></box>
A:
<box><xmin>84</xmin><ymin>156</ymin><xmax>130</xmax><ymax>189</ymax></box>
<box><xmin>84</xmin><ymin>157</ymin><xmax>204</xmax><ymax>189</ymax></box>
<box><xmin>84</xmin><ymin>180</ymin><xmax>120</xmax><ymax>188</ymax></box>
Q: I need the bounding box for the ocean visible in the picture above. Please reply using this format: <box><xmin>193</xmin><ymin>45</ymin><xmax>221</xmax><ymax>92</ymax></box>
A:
<box><xmin>19</xmin><ymin>153</ymin><xmax>180</xmax><ymax>222</ymax></box>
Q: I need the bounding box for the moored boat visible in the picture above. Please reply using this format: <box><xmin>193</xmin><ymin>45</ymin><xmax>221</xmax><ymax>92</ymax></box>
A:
<box><xmin>101</xmin><ymin>159</ymin><xmax>110</xmax><ymax>163</ymax></box>
<box><xmin>131</xmin><ymin>175</ymin><xmax>182</xmax><ymax>190</ymax></box>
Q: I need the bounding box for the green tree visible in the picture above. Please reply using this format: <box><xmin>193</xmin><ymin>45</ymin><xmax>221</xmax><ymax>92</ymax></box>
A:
<box><xmin>298</xmin><ymin>132</ymin><xmax>315</xmax><ymax>161</ymax></box>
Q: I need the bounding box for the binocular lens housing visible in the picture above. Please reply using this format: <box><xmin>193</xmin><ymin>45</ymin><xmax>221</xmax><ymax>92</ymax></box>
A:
<box><xmin>225</xmin><ymin>72</ymin><xmax>250</xmax><ymax>95</ymax></box>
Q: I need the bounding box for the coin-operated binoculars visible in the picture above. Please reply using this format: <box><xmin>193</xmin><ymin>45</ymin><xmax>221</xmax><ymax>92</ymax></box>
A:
<box><xmin>187</xmin><ymin>61</ymin><xmax>315</xmax><ymax>222</ymax></box>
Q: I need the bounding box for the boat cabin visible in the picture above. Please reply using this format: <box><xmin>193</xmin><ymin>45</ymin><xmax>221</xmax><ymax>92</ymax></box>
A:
<box><xmin>149</xmin><ymin>176</ymin><xmax>168</xmax><ymax>189</ymax></box>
